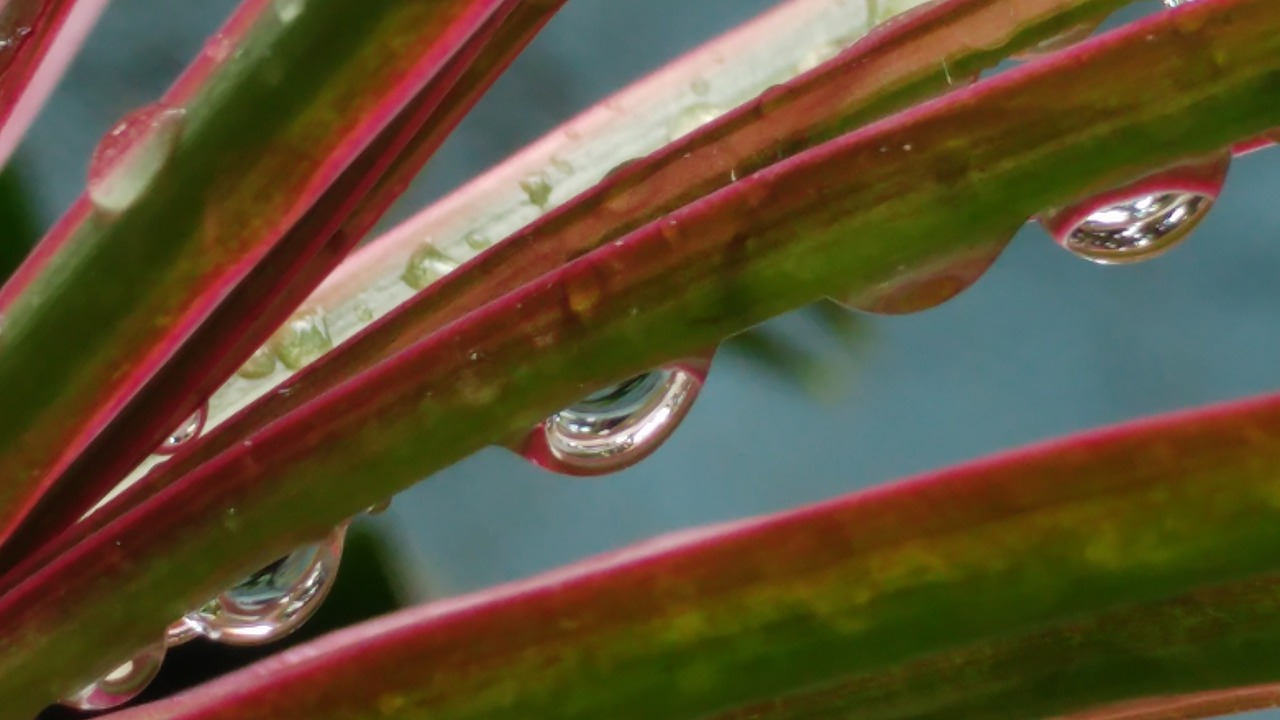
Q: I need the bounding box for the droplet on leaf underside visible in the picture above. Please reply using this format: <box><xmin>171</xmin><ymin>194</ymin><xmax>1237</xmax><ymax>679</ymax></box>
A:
<box><xmin>833</xmin><ymin>238</ymin><xmax>1014</xmax><ymax>315</ymax></box>
<box><xmin>87</xmin><ymin>104</ymin><xmax>186</xmax><ymax>215</ymax></box>
<box><xmin>60</xmin><ymin>640</ymin><xmax>167</xmax><ymax>711</ymax></box>
<box><xmin>1038</xmin><ymin>153</ymin><xmax>1229</xmax><ymax>265</ymax></box>
<box><xmin>402</xmin><ymin>242</ymin><xmax>459</xmax><ymax>290</ymax></box>
<box><xmin>462</xmin><ymin>231</ymin><xmax>491</xmax><ymax>252</ymax></box>
<box><xmin>269</xmin><ymin>310</ymin><xmax>333</xmax><ymax>370</ymax></box>
<box><xmin>516</xmin><ymin>353</ymin><xmax>713</xmax><ymax>476</ymax></box>
<box><xmin>667</xmin><ymin>104</ymin><xmax>726</xmax><ymax>142</ymax></box>
<box><xmin>154</xmin><ymin>403</ymin><xmax>208</xmax><ymax>456</ymax></box>
<box><xmin>519</xmin><ymin>173</ymin><xmax>554</xmax><ymax>209</ymax></box>
<box><xmin>178</xmin><ymin>525</ymin><xmax>345</xmax><ymax>646</ymax></box>
<box><xmin>236</xmin><ymin>345</ymin><xmax>279</xmax><ymax>380</ymax></box>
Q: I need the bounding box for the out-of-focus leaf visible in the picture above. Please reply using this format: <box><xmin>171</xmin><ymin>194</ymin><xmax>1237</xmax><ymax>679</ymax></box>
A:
<box><xmin>0</xmin><ymin>162</ymin><xmax>38</xmax><ymax>280</ymax></box>
<box><xmin>91</xmin><ymin>392</ymin><xmax>1280</xmax><ymax>720</ymax></box>
<box><xmin>1</xmin><ymin>2</ymin><xmax>1276</xmax><ymax>714</ymax></box>
<box><xmin>0</xmin><ymin>0</ymin><xmax>112</xmax><ymax>168</ymax></box>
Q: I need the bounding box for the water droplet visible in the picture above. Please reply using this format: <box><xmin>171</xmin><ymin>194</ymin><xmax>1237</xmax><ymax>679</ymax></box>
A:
<box><xmin>87</xmin><ymin>104</ymin><xmax>186</xmax><ymax>215</ymax></box>
<box><xmin>402</xmin><ymin>242</ymin><xmax>459</xmax><ymax>290</ymax></box>
<box><xmin>833</xmin><ymin>239</ymin><xmax>1012</xmax><ymax>314</ymax></box>
<box><xmin>236</xmin><ymin>345</ymin><xmax>278</xmax><ymax>380</ymax></box>
<box><xmin>550</xmin><ymin>155</ymin><xmax>574</xmax><ymax>176</ymax></box>
<box><xmin>1039</xmin><ymin>154</ymin><xmax>1229</xmax><ymax>265</ymax></box>
<box><xmin>273</xmin><ymin>0</ymin><xmax>305</xmax><ymax>23</ymax></box>
<box><xmin>155</xmin><ymin>404</ymin><xmax>208</xmax><ymax>455</ymax></box>
<box><xmin>463</xmin><ymin>230</ymin><xmax>491</xmax><ymax>252</ymax></box>
<box><xmin>203</xmin><ymin>33</ymin><xmax>234</xmax><ymax>63</ymax></box>
<box><xmin>668</xmin><ymin>104</ymin><xmax>725</xmax><ymax>141</ymax></box>
<box><xmin>517</xmin><ymin>354</ymin><xmax>712</xmax><ymax>476</ymax></box>
<box><xmin>181</xmin><ymin>526</ymin><xmax>345</xmax><ymax>645</ymax></box>
<box><xmin>1013</xmin><ymin>21</ymin><xmax>1101</xmax><ymax>60</ymax></box>
<box><xmin>270</xmin><ymin>310</ymin><xmax>333</xmax><ymax>370</ymax></box>
<box><xmin>366</xmin><ymin>498</ymin><xmax>392</xmax><ymax>516</ymax></box>
<box><xmin>0</xmin><ymin>1</ymin><xmax>38</xmax><ymax>74</ymax></box>
<box><xmin>61</xmin><ymin>641</ymin><xmax>166</xmax><ymax>711</ymax></box>
<box><xmin>520</xmin><ymin>173</ymin><xmax>554</xmax><ymax>209</ymax></box>
<box><xmin>690</xmin><ymin>76</ymin><xmax>711</xmax><ymax>96</ymax></box>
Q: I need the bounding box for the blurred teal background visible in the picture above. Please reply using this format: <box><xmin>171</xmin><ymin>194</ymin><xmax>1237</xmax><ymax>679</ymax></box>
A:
<box><xmin>12</xmin><ymin>0</ymin><xmax>1280</xmax><ymax>716</ymax></box>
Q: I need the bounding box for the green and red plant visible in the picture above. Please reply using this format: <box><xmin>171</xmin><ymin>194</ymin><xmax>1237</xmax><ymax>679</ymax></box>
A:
<box><xmin>2</xmin><ymin>0</ymin><xmax>1280</xmax><ymax>717</ymax></box>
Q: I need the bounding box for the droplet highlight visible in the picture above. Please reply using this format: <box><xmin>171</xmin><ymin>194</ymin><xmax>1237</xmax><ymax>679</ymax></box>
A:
<box><xmin>155</xmin><ymin>404</ymin><xmax>208</xmax><ymax>456</ymax></box>
<box><xmin>180</xmin><ymin>526</ymin><xmax>345</xmax><ymax>645</ymax></box>
<box><xmin>270</xmin><ymin>310</ymin><xmax>333</xmax><ymax>370</ymax></box>
<box><xmin>61</xmin><ymin>641</ymin><xmax>166</xmax><ymax>711</ymax></box>
<box><xmin>402</xmin><ymin>242</ymin><xmax>459</xmax><ymax>291</ymax></box>
<box><xmin>87</xmin><ymin>104</ymin><xmax>186</xmax><ymax>215</ymax></box>
<box><xmin>1039</xmin><ymin>154</ymin><xmax>1229</xmax><ymax>265</ymax></box>
<box><xmin>518</xmin><ymin>354</ymin><xmax>712</xmax><ymax>476</ymax></box>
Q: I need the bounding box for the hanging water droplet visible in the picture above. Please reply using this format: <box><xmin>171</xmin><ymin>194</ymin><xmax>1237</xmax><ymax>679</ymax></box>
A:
<box><xmin>668</xmin><ymin>104</ymin><xmax>725</xmax><ymax>141</ymax></box>
<box><xmin>273</xmin><ymin>0</ymin><xmax>306</xmax><ymax>23</ymax></box>
<box><xmin>402</xmin><ymin>242</ymin><xmax>459</xmax><ymax>290</ymax></box>
<box><xmin>834</xmin><ymin>238</ymin><xmax>1013</xmax><ymax>314</ymax></box>
<box><xmin>1039</xmin><ymin>154</ymin><xmax>1229</xmax><ymax>265</ymax></box>
<box><xmin>155</xmin><ymin>404</ymin><xmax>208</xmax><ymax>456</ymax></box>
<box><xmin>181</xmin><ymin>526</ymin><xmax>345</xmax><ymax>645</ymax></box>
<box><xmin>519</xmin><ymin>173</ymin><xmax>554</xmax><ymax>209</ymax></box>
<box><xmin>366</xmin><ymin>497</ymin><xmax>392</xmax><ymax>516</ymax></box>
<box><xmin>270</xmin><ymin>310</ymin><xmax>333</xmax><ymax>370</ymax></box>
<box><xmin>236</xmin><ymin>345</ymin><xmax>279</xmax><ymax>380</ymax></box>
<box><xmin>87</xmin><ymin>104</ymin><xmax>186</xmax><ymax>215</ymax></box>
<box><xmin>61</xmin><ymin>641</ymin><xmax>166</xmax><ymax>711</ymax></box>
<box><xmin>517</xmin><ymin>354</ymin><xmax>712</xmax><ymax>476</ymax></box>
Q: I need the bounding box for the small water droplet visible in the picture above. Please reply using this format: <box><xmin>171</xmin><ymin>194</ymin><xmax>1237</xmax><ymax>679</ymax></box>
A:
<box><xmin>354</xmin><ymin>300</ymin><xmax>375</xmax><ymax>323</ymax></box>
<box><xmin>520</xmin><ymin>173</ymin><xmax>554</xmax><ymax>209</ymax></box>
<box><xmin>366</xmin><ymin>498</ymin><xmax>392</xmax><ymax>516</ymax></box>
<box><xmin>204</xmin><ymin>33</ymin><xmax>234</xmax><ymax>63</ymax></box>
<box><xmin>550</xmin><ymin>155</ymin><xmax>574</xmax><ymax>176</ymax></box>
<box><xmin>402</xmin><ymin>242</ymin><xmax>459</xmax><ymax>290</ymax></box>
<box><xmin>690</xmin><ymin>76</ymin><xmax>711</xmax><ymax>96</ymax></box>
<box><xmin>87</xmin><ymin>104</ymin><xmax>186</xmax><ymax>215</ymax></box>
<box><xmin>668</xmin><ymin>104</ymin><xmax>725</xmax><ymax>141</ymax></box>
<box><xmin>236</xmin><ymin>345</ymin><xmax>278</xmax><ymax>380</ymax></box>
<box><xmin>1013</xmin><ymin>21</ymin><xmax>1101</xmax><ymax>60</ymax></box>
<box><xmin>155</xmin><ymin>404</ymin><xmax>208</xmax><ymax>455</ymax></box>
<box><xmin>517</xmin><ymin>354</ymin><xmax>712</xmax><ymax>476</ymax></box>
<box><xmin>463</xmin><ymin>230</ymin><xmax>491</xmax><ymax>252</ymax></box>
<box><xmin>273</xmin><ymin>0</ymin><xmax>306</xmax><ymax>23</ymax></box>
<box><xmin>0</xmin><ymin>1</ymin><xmax>38</xmax><ymax>74</ymax></box>
<box><xmin>1039</xmin><ymin>154</ymin><xmax>1229</xmax><ymax>265</ymax></box>
<box><xmin>61</xmin><ymin>641</ymin><xmax>166</xmax><ymax>711</ymax></box>
<box><xmin>182</xmin><ymin>526</ymin><xmax>345</xmax><ymax>645</ymax></box>
<box><xmin>270</xmin><ymin>310</ymin><xmax>333</xmax><ymax>370</ymax></box>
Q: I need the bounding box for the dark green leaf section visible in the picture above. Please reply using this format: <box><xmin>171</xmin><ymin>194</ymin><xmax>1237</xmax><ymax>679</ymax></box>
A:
<box><xmin>2</xmin><ymin>1</ymin><xmax>1278</xmax><ymax>717</ymax></box>
<box><xmin>0</xmin><ymin>162</ymin><xmax>38</xmax><ymax>281</ymax></box>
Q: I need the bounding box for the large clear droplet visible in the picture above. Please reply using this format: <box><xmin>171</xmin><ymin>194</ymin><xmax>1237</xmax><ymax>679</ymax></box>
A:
<box><xmin>87</xmin><ymin>104</ymin><xmax>186</xmax><ymax>215</ymax></box>
<box><xmin>154</xmin><ymin>404</ymin><xmax>208</xmax><ymax>456</ymax></box>
<box><xmin>518</xmin><ymin>354</ymin><xmax>711</xmax><ymax>476</ymax></box>
<box><xmin>402</xmin><ymin>242</ymin><xmax>459</xmax><ymax>291</ymax></box>
<box><xmin>270</xmin><ymin>310</ymin><xmax>333</xmax><ymax>370</ymax></box>
<box><xmin>1039</xmin><ymin>154</ymin><xmax>1229</xmax><ymax>265</ymax></box>
<box><xmin>61</xmin><ymin>641</ymin><xmax>166</xmax><ymax>711</ymax></box>
<box><xmin>181</xmin><ymin>526</ymin><xmax>345</xmax><ymax>645</ymax></box>
<box><xmin>835</xmin><ymin>235</ymin><xmax>1014</xmax><ymax>315</ymax></box>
